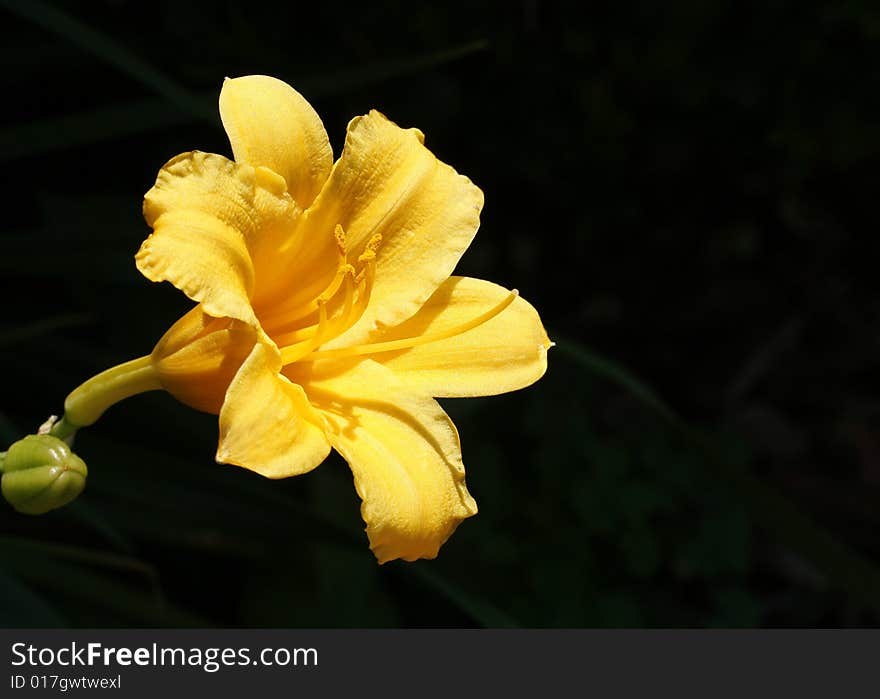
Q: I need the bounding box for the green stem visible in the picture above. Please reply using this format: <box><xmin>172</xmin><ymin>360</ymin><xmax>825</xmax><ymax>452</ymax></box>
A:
<box><xmin>63</xmin><ymin>356</ymin><xmax>161</xmax><ymax>428</ymax></box>
<box><xmin>48</xmin><ymin>416</ymin><xmax>78</xmax><ymax>442</ymax></box>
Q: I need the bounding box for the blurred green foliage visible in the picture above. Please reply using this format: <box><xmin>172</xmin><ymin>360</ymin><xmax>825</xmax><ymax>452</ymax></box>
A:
<box><xmin>1</xmin><ymin>0</ymin><xmax>879</xmax><ymax>627</ymax></box>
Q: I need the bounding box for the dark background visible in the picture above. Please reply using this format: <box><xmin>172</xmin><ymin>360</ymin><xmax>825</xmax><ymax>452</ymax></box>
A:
<box><xmin>1</xmin><ymin>0</ymin><xmax>879</xmax><ymax>627</ymax></box>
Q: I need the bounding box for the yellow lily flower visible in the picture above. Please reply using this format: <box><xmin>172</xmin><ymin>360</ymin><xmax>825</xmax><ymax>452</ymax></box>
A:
<box><xmin>77</xmin><ymin>75</ymin><xmax>551</xmax><ymax>563</ymax></box>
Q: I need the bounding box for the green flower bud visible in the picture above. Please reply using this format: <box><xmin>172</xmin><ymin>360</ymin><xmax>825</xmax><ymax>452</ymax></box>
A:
<box><xmin>1</xmin><ymin>435</ymin><xmax>87</xmax><ymax>515</ymax></box>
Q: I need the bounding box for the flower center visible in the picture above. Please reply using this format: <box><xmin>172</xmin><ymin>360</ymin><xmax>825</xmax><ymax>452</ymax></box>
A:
<box><xmin>276</xmin><ymin>226</ymin><xmax>381</xmax><ymax>364</ymax></box>
<box><xmin>275</xmin><ymin>225</ymin><xmax>517</xmax><ymax>366</ymax></box>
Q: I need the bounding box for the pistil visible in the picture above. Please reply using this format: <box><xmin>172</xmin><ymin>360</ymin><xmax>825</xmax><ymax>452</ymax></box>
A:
<box><xmin>289</xmin><ymin>290</ymin><xmax>519</xmax><ymax>364</ymax></box>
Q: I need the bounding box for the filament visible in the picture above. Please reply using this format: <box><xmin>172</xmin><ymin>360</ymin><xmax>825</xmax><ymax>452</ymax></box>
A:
<box><xmin>279</xmin><ymin>300</ymin><xmax>330</xmax><ymax>364</ymax></box>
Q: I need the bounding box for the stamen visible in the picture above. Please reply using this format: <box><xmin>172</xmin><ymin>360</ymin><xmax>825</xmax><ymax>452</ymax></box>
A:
<box><xmin>308</xmin><ymin>264</ymin><xmax>358</xmax><ymax>341</ymax></box>
<box><xmin>333</xmin><ymin>266</ymin><xmax>357</xmax><ymax>328</ymax></box>
<box><xmin>266</xmin><ymin>263</ymin><xmax>354</xmax><ymax>340</ymax></box>
<box><xmin>275</xmin><ymin>254</ymin><xmax>375</xmax><ymax>349</ymax></box>
<box><xmin>294</xmin><ymin>289</ymin><xmax>519</xmax><ymax>363</ymax></box>
<box><xmin>334</xmin><ymin>224</ymin><xmax>347</xmax><ymax>254</ymax></box>
<box><xmin>279</xmin><ymin>300</ymin><xmax>330</xmax><ymax>364</ymax></box>
<box><xmin>259</xmin><ymin>225</ymin><xmax>350</xmax><ymax>332</ymax></box>
<box><xmin>276</xmin><ymin>231</ymin><xmax>386</xmax><ymax>366</ymax></box>
<box><xmin>352</xmin><ymin>254</ymin><xmax>376</xmax><ymax>316</ymax></box>
<box><xmin>362</xmin><ymin>233</ymin><xmax>383</xmax><ymax>258</ymax></box>
<box><xmin>273</xmin><ymin>322</ymin><xmax>321</xmax><ymax>346</ymax></box>
<box><xmin>320</xmin><ymin>263</ymin><xmax>355</xmax><ymax>303</ymax></box>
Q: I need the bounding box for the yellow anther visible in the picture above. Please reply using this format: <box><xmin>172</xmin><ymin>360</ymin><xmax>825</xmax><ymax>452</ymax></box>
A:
<box><xmin>366</xmin><ymin>233</ymin><xmax>383</xmax><ymax>253</ymax></box>
<box><xmin>334</xmin><ymin>224</ymin><xmax>347</xmax><ymax>256</ymax></box>
<box><xmin>358</xmin><ymin>233</ymin><xmax>383</xmax><ymax>264</ymax></box>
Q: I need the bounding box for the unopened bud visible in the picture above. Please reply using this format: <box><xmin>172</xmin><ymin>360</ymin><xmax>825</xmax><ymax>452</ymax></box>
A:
<box><xmin>1</xmin><ymin>435</ymin><xmax>87</xmax><ymax>515</ymax></box>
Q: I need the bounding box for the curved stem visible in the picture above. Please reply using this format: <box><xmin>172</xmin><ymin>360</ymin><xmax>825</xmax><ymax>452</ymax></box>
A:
<box><xmin>63</xmin><ymin>356</ymin><xmax>161</xmax><ymax>428</ymax></box>
<box><xmin>49</xmin><ymin>416</ymin><xmax>78</xmax><ymax>443</ymax></box>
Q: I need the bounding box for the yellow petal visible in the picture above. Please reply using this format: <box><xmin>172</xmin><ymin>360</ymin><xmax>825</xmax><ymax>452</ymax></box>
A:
<box><xmin>151</xmin><ymin>305</ymin><xmax>218</xmax><ymax>358</ymax></box>
<box><xmin>376</xmin><ymin>277</ymin><xmax>552</xmax><ymax>397</ymax></box>
<box><xmin>289</xmin><ymin>359</ymin><xmax>477</xmax><ymax>563</ymax></box>
<box><xmin>220</xmin><ymin>75</ymin><xmax>332</xmax><ymax>209</ymax></box>
<box><xmin>138</xmin><ymin>151</ymin><xmax>297</xmax><ymax>326</ymax></box>
<box><xmin>248</xmin><ymin>167</ymin><xmax>310</xmax><ymax>309</ymax></box>
<box><xmin>151</xmin><ymin>307</ymin><xmax>256</xmax><ymax>414</ymax></box>
<box><xmin>218</xmin><ymin>342</ymin><xmax>330</xmax><ymax>478</ymax></box>
<box><xmin>304</xmin><ymin>110</ymin><xmax>484</xmax><ymax>348</ymax></box>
